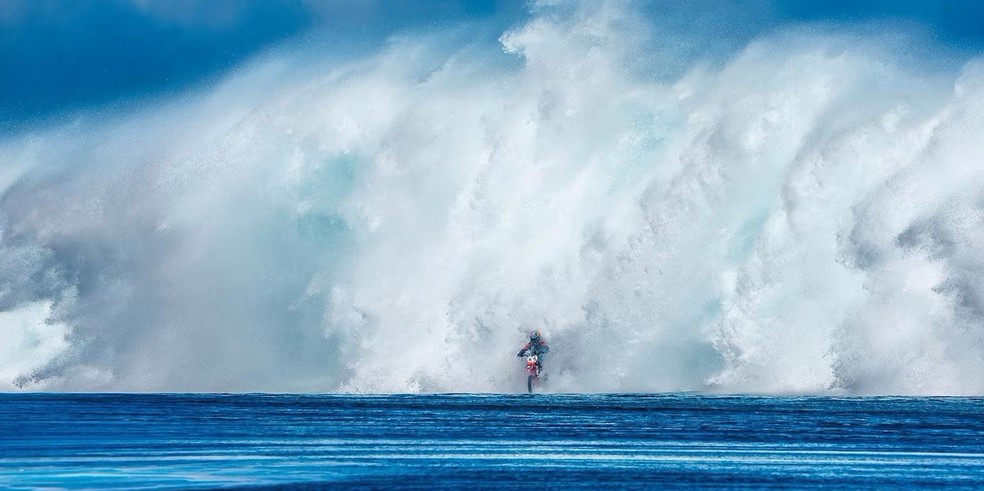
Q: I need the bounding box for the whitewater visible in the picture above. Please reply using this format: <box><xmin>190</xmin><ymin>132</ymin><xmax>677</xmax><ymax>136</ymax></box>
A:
<box><xmin>2</xmin><ymin>1</ymin><xmax>984</xmax><ymax>394</ymax></box>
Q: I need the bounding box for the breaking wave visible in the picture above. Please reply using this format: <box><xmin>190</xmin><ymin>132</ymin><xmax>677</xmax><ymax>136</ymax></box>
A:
<box><xmin>2</xmin><ymin>1</ymin><xmax>984</xmax><ymax>394</ymax></box>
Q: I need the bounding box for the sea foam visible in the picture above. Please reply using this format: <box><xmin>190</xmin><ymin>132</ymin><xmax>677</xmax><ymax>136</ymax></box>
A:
<box><xmin>1</xmin><ymin>1</ymin><xmax>983</xmax><ymax>394</ymax></box>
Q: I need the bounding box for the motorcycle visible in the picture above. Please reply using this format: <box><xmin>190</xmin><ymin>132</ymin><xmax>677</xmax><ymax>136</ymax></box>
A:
<box><xmin>525</xmin><ymin>354</ymin><xmax>540</xmax><ymax>393</ymax></box>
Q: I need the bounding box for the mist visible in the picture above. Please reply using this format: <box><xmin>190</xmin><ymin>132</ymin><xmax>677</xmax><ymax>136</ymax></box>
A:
<box><xmin>2</xmin><ymin>1</ymin><xmax>984</xmax><ymax>394</ymax></box>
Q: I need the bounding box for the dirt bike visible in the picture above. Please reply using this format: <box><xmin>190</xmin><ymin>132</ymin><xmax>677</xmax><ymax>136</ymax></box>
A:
<box><xmin>525</xmin><ymin>354</ymin><xmax>541</xmax><ymax>393</ymax></box>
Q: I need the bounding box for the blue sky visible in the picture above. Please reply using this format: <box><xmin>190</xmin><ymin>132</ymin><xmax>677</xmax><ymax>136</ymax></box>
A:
<box><xmin>2</xmin><ymin>0</ymin><xmax>983</xmax><ymax>132</ymax></box>
<box><xmin>779</xmin><ymin>0</ymin><xmax>984</xmax><ymax>43</ymax></box>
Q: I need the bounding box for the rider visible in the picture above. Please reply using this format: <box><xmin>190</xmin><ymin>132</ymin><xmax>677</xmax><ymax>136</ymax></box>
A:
<box><xmin>517</xmin><ymin>330</ymin><xmax>550</xmax><ymax>371</ymax></box>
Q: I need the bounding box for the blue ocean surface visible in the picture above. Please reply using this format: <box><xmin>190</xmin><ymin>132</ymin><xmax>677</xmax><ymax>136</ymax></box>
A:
<box><xmin>1</xmin><ymin>393</ymin><xmax>983</xmax><ymax>489</ymax></box>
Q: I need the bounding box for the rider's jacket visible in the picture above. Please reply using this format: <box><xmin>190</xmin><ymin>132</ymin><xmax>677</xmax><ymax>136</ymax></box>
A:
<box><xmin>517</xmin><ymin>339</ymin><xmax>550</xmax><ymax>357</ymax></box>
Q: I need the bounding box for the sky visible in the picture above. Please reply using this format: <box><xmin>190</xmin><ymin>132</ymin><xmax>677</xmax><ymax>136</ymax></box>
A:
<box><xmin>2</xmin><ymin>0</ymin><xmax>984</xmax><ymax>132</ymax></box>
<box><xmin>0</xmin><ymin>0</ymin><xmax>524</xmax><ymax>131</ymax></box>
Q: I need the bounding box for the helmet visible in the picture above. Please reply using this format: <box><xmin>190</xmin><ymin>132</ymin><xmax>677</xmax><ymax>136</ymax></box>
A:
<box><xmin>530</xmin><ymin>330</ymin><xmax>541</xmax><ymax>341</ymax></box>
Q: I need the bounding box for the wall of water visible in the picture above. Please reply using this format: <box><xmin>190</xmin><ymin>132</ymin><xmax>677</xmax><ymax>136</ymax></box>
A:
<box><xmin>2</xmin><ymin>1</ymin><xmax>983</xmax><ymax>394</ymax></box>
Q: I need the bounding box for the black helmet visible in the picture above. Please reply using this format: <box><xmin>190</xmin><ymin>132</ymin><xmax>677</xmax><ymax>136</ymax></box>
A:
<box><xmin>530</xmin><ymin>330</ymin><xmax>541</xmax><ymax>341</ymax></box>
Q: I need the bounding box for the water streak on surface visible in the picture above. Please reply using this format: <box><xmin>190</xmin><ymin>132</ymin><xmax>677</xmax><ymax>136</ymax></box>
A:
<box><xmin>2</xmin><ymin>394</ymin><xmax>983</xmax><ymax>489</ymax></box>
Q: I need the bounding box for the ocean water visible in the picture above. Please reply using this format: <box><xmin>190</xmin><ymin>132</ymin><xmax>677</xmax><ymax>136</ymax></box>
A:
<box><xmin>2</xmin><ymin>394</ymin><xmax>983</xmax><ymax>489</ymax></box>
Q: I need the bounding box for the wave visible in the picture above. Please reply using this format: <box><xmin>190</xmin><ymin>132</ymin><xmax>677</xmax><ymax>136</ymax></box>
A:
<box><xmin>2</xmin><ymin>1</ymin><xmax>983</xmax><ymax>394</ymax></box>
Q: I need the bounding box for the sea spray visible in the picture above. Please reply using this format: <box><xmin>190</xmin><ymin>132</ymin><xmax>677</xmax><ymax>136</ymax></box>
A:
<box><xmin>1</xmin><ymin>1</ymin><xmax>983</xmax><ymax>394</ymax></box>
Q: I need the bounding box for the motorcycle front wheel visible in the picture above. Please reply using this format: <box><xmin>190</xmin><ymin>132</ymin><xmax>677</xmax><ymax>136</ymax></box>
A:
<box><xmin>527</xmin><ymin>375</ymin><xmax>534</xmax><ymax>393</ymax></box>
